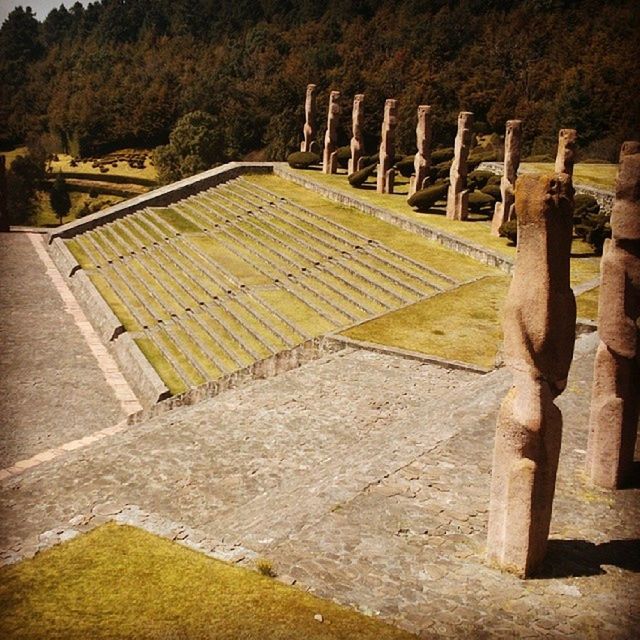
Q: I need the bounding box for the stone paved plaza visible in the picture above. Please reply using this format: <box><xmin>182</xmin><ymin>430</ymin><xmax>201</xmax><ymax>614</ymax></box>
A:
<box><xmin>0</xmin><ymin>231</ymin><xmax>638</xmax><ymax>638</ymax></box>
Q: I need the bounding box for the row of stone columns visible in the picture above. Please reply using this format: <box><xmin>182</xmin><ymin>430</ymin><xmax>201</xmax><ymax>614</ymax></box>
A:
<box><xmin>487</xmin><ymin>138</ymin><xmax>639</xmax><ymax>577</ymax></box>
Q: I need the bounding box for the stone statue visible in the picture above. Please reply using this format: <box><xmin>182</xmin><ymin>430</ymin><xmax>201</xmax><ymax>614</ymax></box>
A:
<box><xmin>300</xmin><ymin>84</ymin><xmax>318</xmax><ymax>153</ymax></box>
<box><xmin>348</xmin><ymin>94</ymin><xmax>365</xmax><ymax>174</ymax></box>
<box><xmin>586</xmin><ymin>141</ymin><xmax>640</xmax><ymax>489</ymax></box>
<box><xmin>491</xmin><ymin>120</ymin><xmax>522</xmax><ymax>236</ymax></box>
<box><xmin>409</xmin><ymin>105</ymin><xmax>432</xmax><ymax>197</ymax></box>
<box><xmin>555</xmin><ymin>128</ymin><xmax>577</xmax><ymax>178</ymax></box>
<box><xmin>487</xmin><ymin>171</ymin><xmax>576</xmax><ymax>577</ymax></box>
<box><xmin>323</xmin><ymin>90</ymin><xmax>341</xmax><ymax>174</ymax></box>
<box><xmin>446</xmin><ymin>111</ymin><xmax>474</xmax><ymax>220</ymax></box>
<box><xmin>376</xmin><ymin>99</ymin><xmax>398</xmax><ymax>194</ymax></box>
<box><xmin>0</xmin><ymin>155</ymin><xmax>8</xmax><ymax>232</ymax></box>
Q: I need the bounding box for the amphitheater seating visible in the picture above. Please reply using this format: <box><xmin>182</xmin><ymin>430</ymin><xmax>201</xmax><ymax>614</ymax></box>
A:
<box><xmin>65</xmin><ymin>177</ymin><xmax>461</xmax><ymax>395</ymax></box>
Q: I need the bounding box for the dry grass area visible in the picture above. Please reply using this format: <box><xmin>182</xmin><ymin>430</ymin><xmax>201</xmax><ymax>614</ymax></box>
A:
<box><xmin>50</xmin><ymin>150</ymin><xmax>158</xmax><ymax>182</ymax></box>
<box><xmin>0</xmin><ymin>523</ymin><xmax>417</xmax><ymax>640</ymax></box>
<box><xmin>522</xmin><ymin>162</ymin><xmax>616</xmax><ymax>190</ymax></box>
<box><xmin>341</xmin><ymin>275</ymin><xmax>510</xmax><ymax>369</ymax></box>
<box><xmin>576</xmin><ymin>286</ymin><xmax>600</xmax><ymax>321</ymax></box>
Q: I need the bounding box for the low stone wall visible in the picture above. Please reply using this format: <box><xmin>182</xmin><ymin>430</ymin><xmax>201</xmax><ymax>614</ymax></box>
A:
<box><xmin>48</xmin><ymin>237</ymin><xmax>81</xmax><ymax>278</ymax></box>
<box><xmin>274</xmin><ymin>164</ymin><xmax>515</xmax><ymax>274</ymax></box>
<box><xmin>111</xmin><ymin>333</ymin><xmax>171</xmax><ymax>405</ymax></box>
<box><xmin>47</xmin><ymin>162</ymin><xmax>274</xmax><ymax>241</ymax></box>
<box><xmin>125</xmin><ymin>336</ymin><xmax>346</xmax><ymax>425</ymax></box>
<box><xmin>478</xmin><ymin>161</ymin><xmax>615</xmax><ymax>214</ymax></box>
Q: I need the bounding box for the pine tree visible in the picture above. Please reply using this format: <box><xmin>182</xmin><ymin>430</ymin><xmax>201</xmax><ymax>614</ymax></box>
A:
<box><xmin>50</xmin><ymin>171</ymin><xmax>71</xmax><ymax>225</ymax></box>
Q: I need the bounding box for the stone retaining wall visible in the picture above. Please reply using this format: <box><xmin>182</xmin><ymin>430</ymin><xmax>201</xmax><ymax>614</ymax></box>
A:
<box><xmin>47</xmin><ymin>162</ymin><xmax>274</xmax><ymax>240</ymax></box>
<box><xmin>125</xmin><ymin>336</ymin><xmax>346</xmax><ymax>425</ymax></box>
<box><xmin>274</xmin><ymin>164</ymin><xmax>515</xmax><ymax>274</ymax></box>
<box><xmin>478</xmin><ymin>161</ymin><xmax>615</xmax><ymax>214</ymax></box>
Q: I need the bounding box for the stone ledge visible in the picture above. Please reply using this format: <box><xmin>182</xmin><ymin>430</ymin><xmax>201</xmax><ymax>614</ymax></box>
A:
<box><xmin>67</xmin><ymin>270</ymin><xmax>124</xmax><ymax>343</ymax></box>
<box><xmin>111</xmin><ymin>334</ymin><xmax>171</xmax><ymax>407</ymax></box>
<box><xmin>273</xmin><ymin>164</ymin><xmax>515</xmax><ymax>274</ymax></box>
<box><xmin>125</xmin><ymin>336</ymin><xmax>347</xmax><ymax>426</ymax></box>
<box><xmin>47</xmin><ymin>162</ymin><xmax>275</xmax><ymax>241</ymax></box>
<box><xmin>48</xmin><ymin>237</ymin><xmax>81</xmax><ymax>278</ymax></box>
<box><xmin>326</xmin><ymin>335</ymin><xmax>492</xmax><ymax>374</ymax></box>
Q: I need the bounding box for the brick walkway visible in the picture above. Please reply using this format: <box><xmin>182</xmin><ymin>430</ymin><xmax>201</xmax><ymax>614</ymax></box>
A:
<box><xmin>0</xmin><ymin>332</ymin><xmax>637</xmax><ymax>638</ymax></box>
<box><xmin>0</xmin><ymin>233</ymin><xmax>127</xmax><ymax>468</ymax></box>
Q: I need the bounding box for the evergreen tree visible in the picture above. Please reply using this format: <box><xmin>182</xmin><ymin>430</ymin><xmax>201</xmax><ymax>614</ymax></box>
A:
<box><xmin>50</xmin><ymin>171</ymin><xmax>71</xmax><ymax>225</ymax></box>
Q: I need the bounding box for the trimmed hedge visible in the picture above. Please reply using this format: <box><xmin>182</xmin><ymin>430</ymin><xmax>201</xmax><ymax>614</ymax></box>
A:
<box><xmin>51</xmin><ymin>171</ymin><xmax>157</xmax><ymax>187</ymax></box>
<box><xmin>407</xmin><ymin>181</ymin><xmax>448</xmax><ymax>211</ymax></box>
<box><xmin>335</xmin><ymin>145</ymin><xmax>351</xmax><ymax>169</ymax></box>
<box><xmin>434</xmin><ymin>160</ymin><xmax>452</xmax><ymax>179</ymax></box>
<box><xmin>499</xmin><ymin>219</ymin><xmax>517</xmax><ymax>244</ymax></box>
<box><xmin>468</xmin><ymin>169</ymin><xmax>496</xmax><ymax>189</ymax></box>
<box><xmin>468</xmin><ymin>190</ymin><xmax>495</xmax><ymax>213</ymax></box>
<box><xmin>287</xmin><ymin>151</ymin><xmax>320</xmax><ymax>169</ymax></box>
<box><xmin>348</xmin><ymin>163</ymin><xmax>377</xmax><ymax>187</ymax></box>
<box><xmin>394</xmin><ymin>155</ymin><xmax>415</xmax><ymax>178</ymax></box>
<box><xmin>480</xmin><ymin>184</ymin><xmax>502</xmax><ymax>201</ymax></box>
<box><xmin>431</xmin><ymin>147</ymin><xmax>454</xmax><ymax>163</ymax></box>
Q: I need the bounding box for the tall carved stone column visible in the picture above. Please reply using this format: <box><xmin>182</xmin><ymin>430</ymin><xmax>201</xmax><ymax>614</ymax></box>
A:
<box><xmin>322</xmin><ymin>90</ymin><xmax>341</xmax><ymax>174</ymax></box>
<box><xmin>408</xmin><ymin>105</ymin><xmax>432</xmax><ymax>197</ymax></box>
<box><xmin>555</xmin><ymin>128</ymin><xmax>577</xmax><ymax>178</ymax></box>
<box><xmin>300</xmin><ymin>84</ymin><xmax>318</xmax><ymax>153</ymax></box>
<box><xmin>0</xmin><ymin>155</ymin><xmax>8</xmax><ymax>232</ymax></box>
<box><xmin>491</xmin><ymin>120</ymin><xmax>522</xmax><ymax>236</ymax></box>
<box><xmin>348</xmin><ymin>94</ymin><xmax>365</xmax><ymax>174</ymax></box>
<box><xmin>446</xmin><ymin>111</ymin><xmax>474</xmax><ymax>220</ymax></box>
<box><xmin>586</xmin><ymin>141</ymin><xmax>640</xmax><ymax>489</ymax></box>
<box><xmin>487</xmin><ymin>172</ymin><xmax>576</xmax><ymax>577</ymax></box>
<box><xmin>376</xmin><ymin>99</ymin><xmax>397</xmax><ymax>194</ymax></box>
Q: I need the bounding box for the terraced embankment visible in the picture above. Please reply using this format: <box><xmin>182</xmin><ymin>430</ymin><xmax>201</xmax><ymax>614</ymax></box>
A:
<box><xmin>63</xmin><ymin>174</ymin><xmax>499</xmax><ymax>397</ymax></box>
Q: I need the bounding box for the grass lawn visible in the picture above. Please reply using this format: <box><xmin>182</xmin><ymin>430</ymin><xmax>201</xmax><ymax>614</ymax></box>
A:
<box><xmin>576</xmin><ymin>286</ymin><xmax>600</xmax><ymax>321</ymax></box>
<box><xmin>341</xmin><ymin>275</ymin><xmax>510</xmax><ymax>369</ymax></box>
<box><xmin>50</xmin><ymin>150</ymin><xmax>158</xmax><ymax>182</ymax></box>
<box><xmin>521</xmin><ymin>162</ymin><xmax>616</xmax><ymax>190</ymax></box>
<box><xmin>0</xmin><ymin>523</ymin><xmax>417</xmax><ymax>640</ymax></box>
<box><xmin>34</xmin><ymin>191</ymin><xmax>123</xmax><ymax>227</ymax></box>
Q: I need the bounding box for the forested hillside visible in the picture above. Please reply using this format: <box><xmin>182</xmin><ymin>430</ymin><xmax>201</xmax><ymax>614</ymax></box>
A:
<box><xmin>1</xmin><ymin>0</ymin><xmax>638</xmax><ymax>161</ymax></box>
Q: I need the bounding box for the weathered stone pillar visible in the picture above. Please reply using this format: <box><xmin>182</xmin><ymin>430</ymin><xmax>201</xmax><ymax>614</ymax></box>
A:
<box><xmin>491</xmin><ymin>120</ymin><xmax>522</xmax><ymax>236</ymax></box>
<box><xmin>300</xmin><ymin>84</ymin><xmax>318</xmax><ymax>153</ymax></box>
<box><xmin>376</xmin><ymin>99</ymin><xmax>398</xmax><ymax>194</ymax></box>
<box><xmin>487</xmin><ymin>171</ymin><xmax>576</xmax><ymax>577</ymax></box>
<box><xmin>446</xmin><ymin>111</ymin><xmax>474</xmax><ymax>220</ymax></box>
<box><xmin>348</xmin><ymin>94</ymin><xmax>365</xmax><ymax>174</ymax></box>
<box><xmin>586</xmin><ymin>141</ymin><xmax>640</xmax><ymax>489</ymax></box>
<box><xmin>408</xmin><ymin>105</ymin><xmax>432</xmax><ymax>197</ymax></box>
<box><xmin>323</xmin><ymin>90</ymin><xmax>341</xmax><ymax>174</ymax></box>
<box><xmin>555</xmin><ymin>128</ymin><xmax>577</xmax><ymax>179</ymax></box>
<box><xmin>0</xmin><ymin>155</ymin><xmax>8</xmax><ymax>232</ymax></box>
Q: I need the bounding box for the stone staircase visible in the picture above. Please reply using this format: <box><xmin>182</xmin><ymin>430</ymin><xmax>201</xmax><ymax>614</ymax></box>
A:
<box><xmin>65</xmin><ymin>177</ymin><xmax>463</xmax><ymax>395</ymax></box>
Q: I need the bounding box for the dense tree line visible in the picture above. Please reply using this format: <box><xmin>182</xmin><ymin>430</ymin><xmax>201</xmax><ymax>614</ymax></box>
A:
<box><xmin>1</xmin><ymin>0</ymin><xmax>638</xmax><ymax>162</ymax></box>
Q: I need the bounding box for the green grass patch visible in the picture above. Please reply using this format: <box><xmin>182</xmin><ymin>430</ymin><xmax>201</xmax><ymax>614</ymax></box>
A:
<box><xmin>88</xmin><ymin>272</ymin><xmax>140</xmax><ymax>332</ymax></box>
<box><xmin>245</xmin><ymin>174</ymin><xmax>500</xmax><ymax>283</ymax></box>
<box><xmin>65</xmin><ymin>238</ymin><xmax>94</xmax><ymax>269</ymax></box>
<box><xmin>342</xmin><ymin>275</ymin><xmax>510</xmax><ymax>369</ymax></box>
<box><xmin>521</xmin><ymin>162</ymin><xmax>616</xmax><ymax>190</ymax></box>
<box><xmin>190</xmin><ymin>236</ymin><xmax>272</xmax><ymax>285</ymax></box>
<box><xmin>135</xmin><ymin>336</ymin><xmax>187</xmax><ymax>395</ymax></box>
<box><xmin>576</xmin><ymin>286</ymin><xmax>599</xmax><ymax>321</ymax></box>
<box><xmin>154</xmin><ymin>207</ymin><xmax>203</xmax><ymax>233</ymax></box>
<box><xmin>33</xmin><ymin>191</ymin><xmax>123</xmax><ymax>228</ymax></box>
<box><xmin>0</xmin><ymin>523</ymin><xmax>416</xmax><ymax>640</ymax></box>
<box><xmin>258</xmin><ymin>289</ymin><xmax>333</xmax><ymax>337</ymax></box>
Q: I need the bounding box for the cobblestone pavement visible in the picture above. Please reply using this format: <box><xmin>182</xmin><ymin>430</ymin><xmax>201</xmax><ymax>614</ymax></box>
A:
<box><xmin>0</xmin><ymin>333</ymin><xmax>638</xmax><ymax>638</ymax></box>
<box><xmin>0</xmin><ymin>233</ymin><xmax>124</xmax><ymax>467</ymax></box>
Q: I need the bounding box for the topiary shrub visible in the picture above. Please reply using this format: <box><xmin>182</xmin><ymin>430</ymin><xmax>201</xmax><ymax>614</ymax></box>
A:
<box><xmin>481</xmin><ymin>184</ymin><xmax>502</xmax><ymax>201</ymax></box>
<box><xmin>407</xmin><ymin>181</ymin><xmax>449</xmax><ymax>212</ymax></box>
<box><xmin>334</xmin><ymin>146</ymin><xmax>351</xmax><ymax>169</ymax></box>
<box><xmin>434</xmin><ymin>160</ymin><xmax>452</xmax><ymax>179</ymax></box>
<box><xmin>487</xmin><ymin>174</ymin><xmax>502</xmax><ymax>186</ymax></box>
<box><xmin>348</xmin><ymin>163</ymin><xmax>377</xmax><ymax>187</ymax></box>
<box><xmin>522</xmin><ymin>154</ymin><xmax>555</xmax><ymax>163</ymax></box>
<box><xmin>468</xmin><ymin>169</ymin><xmax>496</xmax><ymax>189</ymax></box>
<box><xmin>89</xmin><ymin>186</ymin><xmax>99</xmax><ymax>199</ymax></box>
<box><xmin>467</xmin><ymin>149</ymin><xmax>498</xmax><ymax>164</ymax></box>
<box><xmin>431</xmin><ymin>147</ymin><xmax>454</xmax><ymax>164</ymax></box>
<box><xmin>499</xmin><ymin>219</ymin><xmax>517</xmax><ymax>244</ymax></box>
<box><xmin>360</xmin><ymin>153</ymin><xmax>379</xmax><ymax>167</ymax></box>
<box><xmin>287</xmin><ymin>151</ymin><xmax>320</xmax><ymax>169</ymax></box>
<box><xmin>574</xmin><ymin>193</ymin><xmax>600</xmax><ymax>217</ymax></box>
<box><xmin>394</xmin><ymin>155</ymin><xmax>415</xmax><ymax>178</ymax></box>
<box><xmin>575</xmin><ymin>213</ymin><xmax>611</xmax><ymax>255</ymax></box>
<box><xmin>468</xmin><ymin>190</ymin><xmax>495</xmax><ymax>213</ymax></box>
